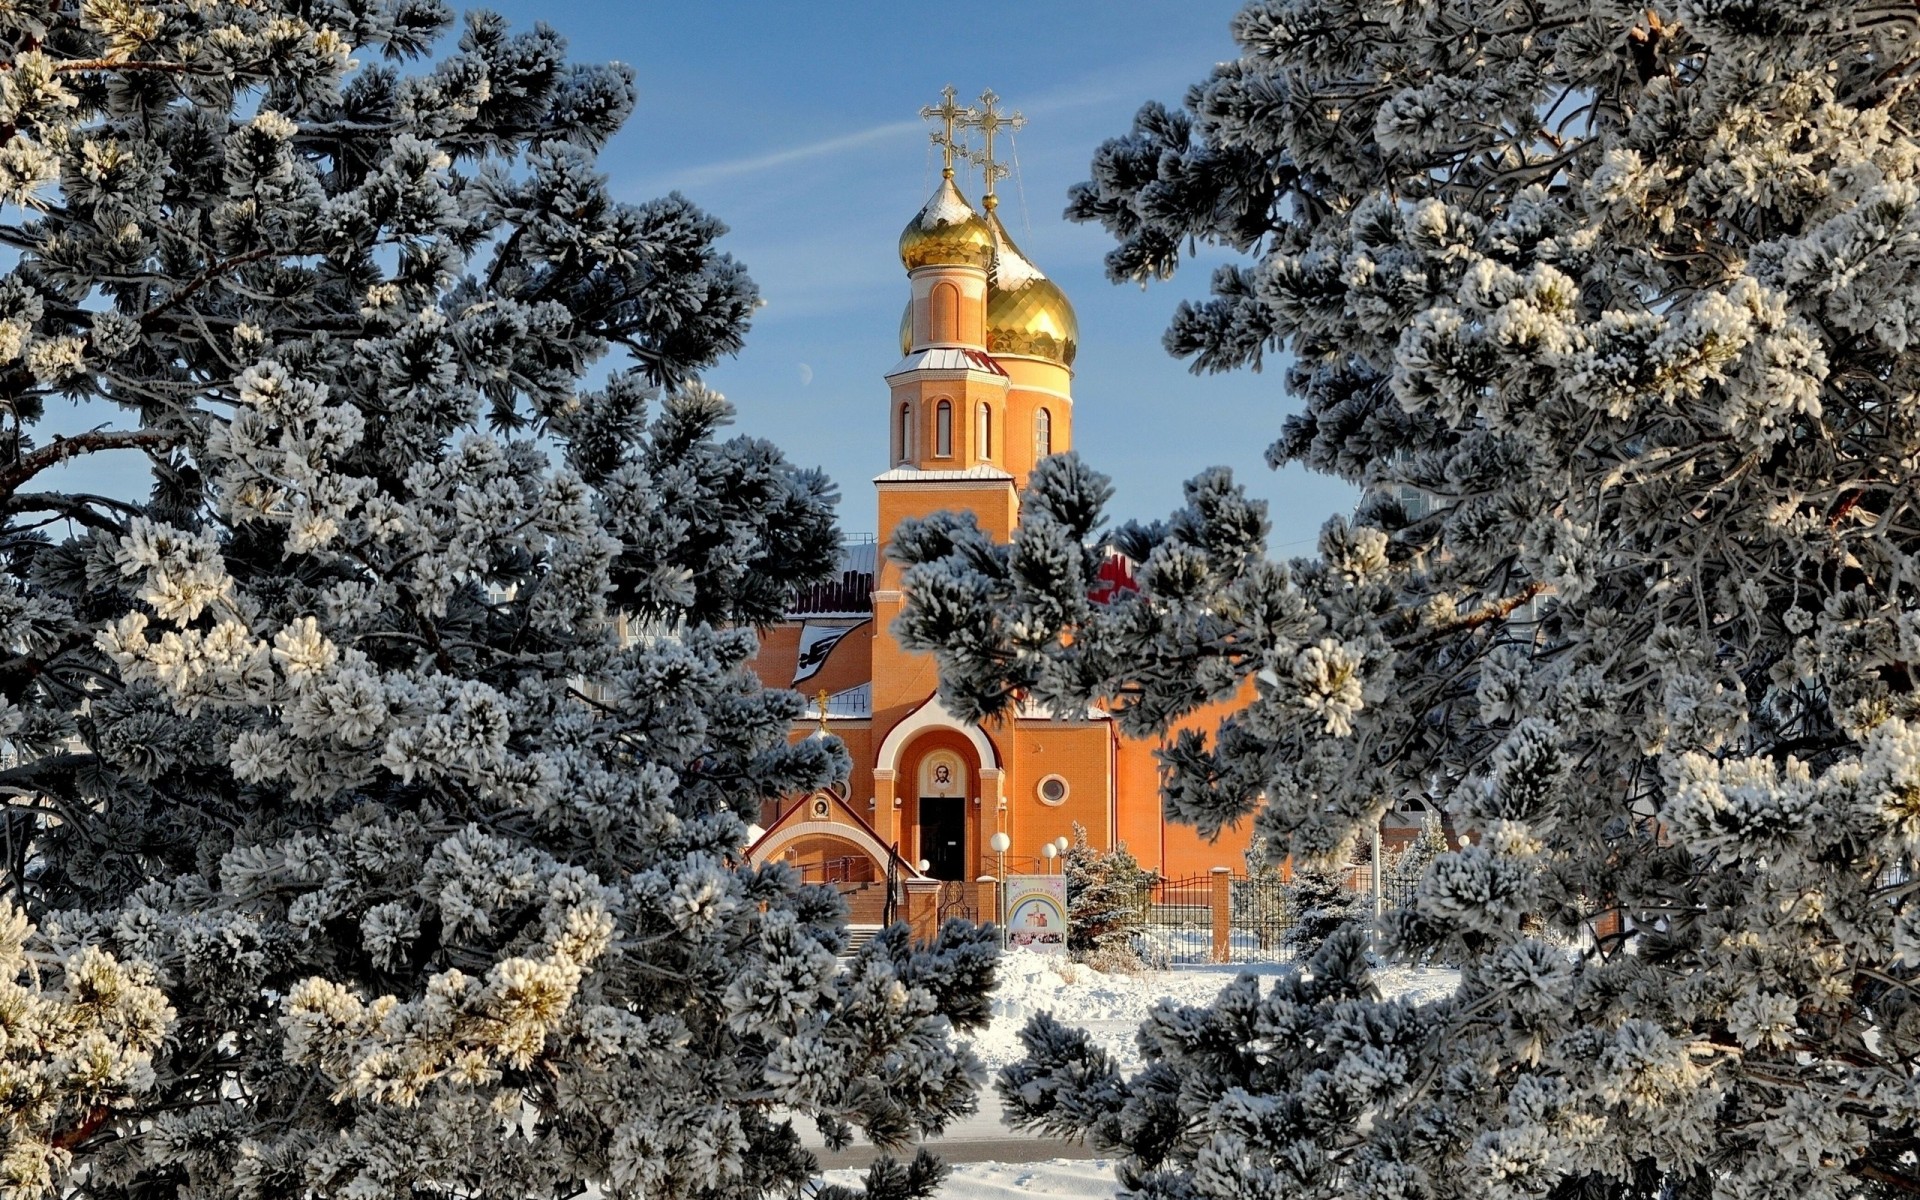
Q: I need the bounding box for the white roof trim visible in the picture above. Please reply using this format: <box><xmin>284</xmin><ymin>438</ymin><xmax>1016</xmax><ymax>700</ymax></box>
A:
<box><xmin>877</xmin><ymin>693</ymin><xmax>1001</xmax><ymax>772</ymax></box>
<box><xmin>886</xmin><ymin>347</ymin><xmax>1009</xmax><ymax>378</ymax></box>
<box><xmin>873</xmin><ymin>465</ymin><xmax>1014</xmax><ymax>483</ymax></box>
<box><xmin>748</xmin><ymin>819</ymin><xmax>900</xmax><ymax>874</ymax></box>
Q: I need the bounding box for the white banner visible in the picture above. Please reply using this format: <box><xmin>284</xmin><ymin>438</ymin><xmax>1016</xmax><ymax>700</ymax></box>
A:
<box><xmin>792</xmin><ymin>623</ymin><xmax>848</xmax><ymax>683</ymax></box>
<box><xmin>1005</xmin><ymin>874</ymin><xmax>1067</xmax><ymax>954</ymax></box>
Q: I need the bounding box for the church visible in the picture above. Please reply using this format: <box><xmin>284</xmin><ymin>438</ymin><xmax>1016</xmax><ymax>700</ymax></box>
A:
<box><xmin>744</xmin><ymin>90</ymin><xmax>1254</xmax><ymax>888</ymax></box>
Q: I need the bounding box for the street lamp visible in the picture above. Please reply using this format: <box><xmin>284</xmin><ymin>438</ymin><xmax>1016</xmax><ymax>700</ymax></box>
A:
<box><xmin>1054</xmin><ymin>835</ymin><xmax>1070</xmax><ymax>854</ymax></box>
<box><xmin>989</xmin><ymin>832</ymin><xmax>1011</xmax><ymax>943</ymax></box>
<box><xmin>1041</xmin><ymin>843</ymin><xmax>1058</xmax><ymax>874</ymax></box>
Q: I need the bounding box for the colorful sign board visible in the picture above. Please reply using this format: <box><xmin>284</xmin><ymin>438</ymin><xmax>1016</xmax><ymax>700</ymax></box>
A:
<box><xmin>1005</xmin><ymin>874</ymin><xmax>1068</xmax><ymax>955</ymax></box>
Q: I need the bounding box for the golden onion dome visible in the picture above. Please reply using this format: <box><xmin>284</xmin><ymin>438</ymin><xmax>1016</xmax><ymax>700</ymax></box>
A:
<box><xmin>899</xmin><ymin>299</ymin><xmax>913</xmax><ymax>355</ymax></box>
<box><xmin>899</xmin><ymin>174</ymin><xmax>994</xmax><ymax>271</ymax></box>
<box><xmin>984</xmin><ymin>212</ymin><xmax>1077</xmax><ymax>367</ymax></box>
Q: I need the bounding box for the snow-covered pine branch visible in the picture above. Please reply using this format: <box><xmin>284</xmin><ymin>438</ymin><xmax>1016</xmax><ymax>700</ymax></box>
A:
<box><xmin>894</xmin><ymin>0</ymin><xmax>1920</xmax><ymax>1196</ymax></box>
<box><xmin>0</xmin><ymin>4</ymin><xmax>992</xmax><ymax>1198</ymax></box>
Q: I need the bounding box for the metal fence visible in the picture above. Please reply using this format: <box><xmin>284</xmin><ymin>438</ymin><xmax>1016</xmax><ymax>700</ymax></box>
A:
<box><xmin>1132</xmin><ymin>869</ymin><xmax>1389</xmax><ymax>966</ymax></box>
<box><xmin>1134</xmin><ymin>874</ymin><xmax>1221</xmax><ymax>967</ymax></box>
<box><xmin>798</xmin><ymin>854</ymin><xmax>880</xmax><ymax>885</ymax></box>
<box><xmin>937</xmin><ymin>880</ymin><xmax>980</xmax><ymax>925</ymax></box>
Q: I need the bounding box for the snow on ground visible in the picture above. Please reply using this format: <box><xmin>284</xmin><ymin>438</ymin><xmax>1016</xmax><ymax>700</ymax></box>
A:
<box><xmin>962</xmin><ymin>950</ymin><xmax>1461</xmax><ymax>1076</ymax></box>
<box><xmin>806</xmin><ymin>949</ymin><xmax>1460</xmax><ymax>1198</ymax></box>
<box><xmin>821</xmin><ymin>1158</ymin><xmax>1119</xmax><ymax>1200</ymax></box>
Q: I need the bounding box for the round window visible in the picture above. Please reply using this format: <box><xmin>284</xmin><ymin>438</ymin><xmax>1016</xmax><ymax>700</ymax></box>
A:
<box><xmin>1036</xmin><ymin>774</ymin><xmax>1069</xmax><ymax>806</ymax></box>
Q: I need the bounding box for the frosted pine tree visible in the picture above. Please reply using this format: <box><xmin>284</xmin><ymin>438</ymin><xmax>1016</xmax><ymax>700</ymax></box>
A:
<box><xmin>1383</xmin><ymin>812</ymin><xmax>1450</xmax><ymax>909</ymax></box>
<box><xmin>1061</xmin><ymin>823</ymin><xmax>1156</xmax><ymax>969</ymax></box>
<box><xmin>0</xmin><ymin>4</ymin><xmax>993</xmax><ymax>1198</ymax></box>
<box><xmin>1277</xmin><ymin>859</ymin><xmax>1365</xmax><ymax>956</ymax></box>
<box><xmin>895</xmin><ymin>0</ymin><xmax>1920</xmax><ymax>1196</ymax></box>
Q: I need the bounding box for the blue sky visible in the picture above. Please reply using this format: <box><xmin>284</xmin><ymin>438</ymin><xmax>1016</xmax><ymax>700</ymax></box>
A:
<box><xmin>479</xmin><ymin>0</ymin><xmax>1357</xmax><ymax>552</ymax></box>
<box><xmin>43</xmin><ymin>1</ymin><xmax>1357</xmax><ymax>553</ymax></box>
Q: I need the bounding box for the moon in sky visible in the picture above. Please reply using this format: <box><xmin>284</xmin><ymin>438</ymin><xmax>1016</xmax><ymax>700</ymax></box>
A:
<box><xmin>797</xmin><ymin>363</ymin><xmax>813</xmax><ymax>386</ymax></box>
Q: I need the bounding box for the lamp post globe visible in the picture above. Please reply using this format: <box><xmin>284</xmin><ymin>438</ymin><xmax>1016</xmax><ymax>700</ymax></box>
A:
<box><xmin>988</xmin><ymin>832</ymin><xmax>1011</xmax><ymax>947</ymax></box>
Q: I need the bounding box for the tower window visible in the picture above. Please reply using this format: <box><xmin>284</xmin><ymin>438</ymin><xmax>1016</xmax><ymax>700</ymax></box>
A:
<box><xmin>977</xmin><ymin>403</ymin><xmax>991</xmax><ymax>458</ymax></box>
<box><xmin>935</xmin><ymin>400</ymin><xmax>953</xmax><ymax>458</ymax></box>
<box><xmin>931</xmin><ymin>281</ymin><xmax>960</xmax><ymax>343</ymax></box>
<box><xmin>898</xmin><ymin>402</ymin><xmax>914</xmax><ymax>464</ymax></box>
<box><xmin>1035</xmin><ymin>407</ymin><xmax>1052</xmax><ymax>459</ymax></box>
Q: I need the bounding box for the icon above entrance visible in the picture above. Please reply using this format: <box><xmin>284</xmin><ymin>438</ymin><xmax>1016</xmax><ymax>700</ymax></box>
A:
<box><xmin>916</xmin><ymin>749</ymin><xmax>968</xmax><ymax>880</ymax></box>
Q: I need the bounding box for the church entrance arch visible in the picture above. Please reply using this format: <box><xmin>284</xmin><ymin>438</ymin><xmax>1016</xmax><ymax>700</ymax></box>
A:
<box><xmin>877</xmin><ymin>695</ymin><xmax>1001</xmax><ymax>883</ymax></box>
<box><xmin>901</xmin><ymin>733</ymin><xmax>981</xmax><ymax>882</ymax></box>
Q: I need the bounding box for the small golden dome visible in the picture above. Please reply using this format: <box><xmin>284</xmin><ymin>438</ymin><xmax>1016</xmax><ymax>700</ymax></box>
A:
<box><xmin>899</xmin><ymin>299</ymin><xmax>913</xmax><ymax>355</ymax></box>
<box><xmin>899</xmin><ymin>175</ymin><xmax>994</xmax><ymax>272</ymax></box>
<box><xmin>985</xmin><ymin>213</ymin><xmax>1077</xmax><ymax>366</ymax></box>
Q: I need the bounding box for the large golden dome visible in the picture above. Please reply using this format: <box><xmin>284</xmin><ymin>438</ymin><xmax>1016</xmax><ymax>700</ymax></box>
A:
<box><xmin>985</xmin><ymin>213</ymin><xmax>1077</xmax><ymax>366</ymax></box>
<box><xmin>899</xmin><ymin>175</ymin><xmax>994</xmax><ymax>271</ymax></box>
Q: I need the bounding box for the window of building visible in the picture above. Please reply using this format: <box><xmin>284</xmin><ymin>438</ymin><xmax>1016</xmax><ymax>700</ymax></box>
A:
<box><xmin>977</xmin><ymin>402</ymin><xmax>991</xmax><ymax>458</ymax></box>
<box><xmin>935</xmin><ymin>399</ymin><xmax>952</xmax><ymax>458</ymax></box>
<box><xmin>931</xmin><ymin>281</ymin><xmax>960</xmax><ymax>343</ymax></box>
<box><xmin>898</xmin><ymin>402</ymin><xmax>914</xmax><ymax>464</ymax></box>
<box><xmin>1035</xmin><ymin>407</ymin><xmax>1052</xmax><ymax>459</ymax></box>
<box><xmin>1036</xmin><ymin>774</ymin><xmax>1069</xmax><ymax>806</ymax></box>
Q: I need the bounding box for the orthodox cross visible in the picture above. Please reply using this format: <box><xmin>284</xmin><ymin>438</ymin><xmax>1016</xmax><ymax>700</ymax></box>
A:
<box><xmin>961</xmin><ymin>88</ymin><xmax>1025</xmax><ymax>210</ymax></box>
<box><xmin>919</xmin><ymin>84</ymin><xmax>977</xmax><ymax>179</ymax></box>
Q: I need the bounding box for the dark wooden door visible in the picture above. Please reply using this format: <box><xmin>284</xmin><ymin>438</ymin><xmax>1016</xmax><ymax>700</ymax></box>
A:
<box><xmin>919</xmin><ymin>797</ymin><xmax>965</xmax><ymax>881</ymax></box>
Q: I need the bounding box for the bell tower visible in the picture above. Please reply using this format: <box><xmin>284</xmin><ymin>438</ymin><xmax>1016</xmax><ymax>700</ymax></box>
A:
<box><xmin>878</xmin><ymin>87</ymin><xmax>1020</xmax><ymax>571</ymax></box>
<box><xmin>875</xmin><ymin>87</ymin><xmax>1080</xmax><ymax>568</ymax></box>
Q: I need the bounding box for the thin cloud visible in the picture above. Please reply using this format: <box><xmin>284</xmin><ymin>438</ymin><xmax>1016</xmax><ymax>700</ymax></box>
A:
<box><xmin>645</xmin><ymin>52</ymin><xmax>1202</xmax><ymax>198</ymax></box>
<box><xmin>660</xmin><ymin>117</ymin><xmax>923</xmax><ymax>191</ymax></box>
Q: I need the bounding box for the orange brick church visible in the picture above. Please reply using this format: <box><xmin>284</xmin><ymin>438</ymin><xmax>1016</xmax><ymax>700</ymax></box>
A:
<box><xmin>745</xmin><ymin>90</ymin><xmax>1254</xmax><ymax>888</ymax></box>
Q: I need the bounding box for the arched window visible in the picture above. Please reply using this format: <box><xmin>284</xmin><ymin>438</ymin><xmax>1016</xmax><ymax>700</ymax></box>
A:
<box><xmin>935</xmin><ymin>400</ymin><xmax>953</xmax><ymax>458</ymax></box>
<box><xmin>1035</xmin><ymin>407</ymin><xmax>1052</xmax><ymax>459</ymax></box>
<box><xmin>930</xmin><ymin>281</ymin><xmax>960</xmax><ymax>343</ymax></box>
<box><xmin>898</xmin><ymin>402</ymin><xmax>914</xmax><ymax>464</ymax></box>
<box><xmin>976</xmin><ymin>403</ymin><xmax>991</xmax><ymax>459</ymax></box>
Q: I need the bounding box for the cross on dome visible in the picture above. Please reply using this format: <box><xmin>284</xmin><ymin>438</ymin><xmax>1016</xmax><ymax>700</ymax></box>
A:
<box><xmin>960</xmin><ymin>89</ymin><xmax>1025</xmax><ymax>210</ymax></box>
<box><xmin>918</xmin><ymin>84</ymin><xmax>978</xmax><ymax>179</ymax></box>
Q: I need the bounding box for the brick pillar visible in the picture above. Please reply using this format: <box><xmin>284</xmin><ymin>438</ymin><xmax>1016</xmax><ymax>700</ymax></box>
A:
<box><xmin>903</xmin><ymin>877</ymin><xmax>941</xmax><ymax>943</ymax></box>
<box><xmin>979</xmin><ymin>765</ymin><xmax>1006</xmax><ymax>841</ymax></box>
<box><xmin>974</xmin><ymin>876</ymin><xmax>1001</xmax><ymax>932</ymax></box>
<box><xmin>873</xmin><ymin>769</ymin><xmax>898</xmax><ymax>846</ymax></box>
<box><xmin>1210</xmin><ymin>867</ymin><xmax>1232</xmax><ymax>964</ymax></box>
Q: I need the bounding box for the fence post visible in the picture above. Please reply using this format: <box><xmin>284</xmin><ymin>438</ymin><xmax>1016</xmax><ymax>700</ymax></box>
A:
<box><xmin>903</xmin><ymin>878</ymin><xmax>941</xmax><ymax>942</ymax></box>
<box><xmin>1210</xmin><ymin>867</ymin><xmax>1232</xmax><ymax>963</ymax></box>
<box><xmin>1372</xmin><ymin>823</ymin><xmax>1384</xmax><ymax>951</ymax></box>
<box><xmin>974</xmin><ymin>876</ymin><xmax>999</xmax><ymax>935</ymax></box>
